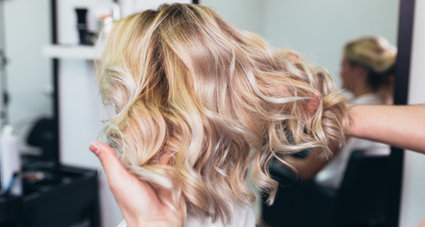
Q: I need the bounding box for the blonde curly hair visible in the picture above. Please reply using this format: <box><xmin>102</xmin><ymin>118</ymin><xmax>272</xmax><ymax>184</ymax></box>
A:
<box><xmin>97</xmin><ymin>3</ymin><xmax>347</xmax><ymax>224</ymax></box>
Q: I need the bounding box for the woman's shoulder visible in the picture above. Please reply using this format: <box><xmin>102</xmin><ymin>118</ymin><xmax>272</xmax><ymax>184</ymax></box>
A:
<box><xmin>352</xmin><ymin>93</ymin><xmax>384</xmax><ymax>105</ymax></box>
<box><xmin>117</xmin><ymin>205</ymin><xmax>256</xmax><ymax>227</ymax></box>
<box><xmin>184</xmin><ymin>204</ymin><xmax>256</xmax><ymax>227</ymax></box>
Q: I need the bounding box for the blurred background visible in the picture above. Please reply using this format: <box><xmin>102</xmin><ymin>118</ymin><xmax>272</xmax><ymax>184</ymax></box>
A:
<box><xmin>0</xmin><ymin>0</ymin><xmax>424</xmax><ymax>226</ymax></box>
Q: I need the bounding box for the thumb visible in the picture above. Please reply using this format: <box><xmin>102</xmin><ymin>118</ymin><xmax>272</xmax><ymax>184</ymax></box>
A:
<box><xmin>89</xmin><ymin>141</ymin><xmax>128</xmax><ymax>182</ymax></box>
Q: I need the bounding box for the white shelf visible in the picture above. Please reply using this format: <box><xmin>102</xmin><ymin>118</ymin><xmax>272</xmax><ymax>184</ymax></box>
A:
<box><xmin>42</xmin><ymin>45</ymin><xmax>101</xmax><ymax>60</ymax></box>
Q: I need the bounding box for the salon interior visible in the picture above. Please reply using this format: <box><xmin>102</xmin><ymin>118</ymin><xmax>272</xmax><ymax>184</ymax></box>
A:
<box><xmin>0</xmin><ymin>0</ymin><xmax>424</xmax><ymax>226</ymax></box>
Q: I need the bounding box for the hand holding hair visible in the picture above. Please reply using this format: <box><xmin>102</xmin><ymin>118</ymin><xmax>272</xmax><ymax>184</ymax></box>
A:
<box><xmin>89</xmin><ymin>142</ymin><xmax>182</xmax><ymax>227</ymax></box>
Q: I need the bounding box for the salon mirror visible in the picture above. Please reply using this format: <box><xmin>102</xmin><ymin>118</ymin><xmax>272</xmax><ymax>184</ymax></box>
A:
<box><xmin>202</xmin><ymin>0</ymin><xmax>400</xmax><ymax>226</ymax></box>
<box><xmin>0</xmin><ymin>0</ymin><xmax>55</xmax><ymax>160</ymax></box>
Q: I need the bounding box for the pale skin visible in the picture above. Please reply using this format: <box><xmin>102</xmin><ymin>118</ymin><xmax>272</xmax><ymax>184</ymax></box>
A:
<box><xmin>89</xmin><ymin>104</ymin><xmax>425</xmax><ymax>226</ymax></box>
<box><xmin>283</xmin><ymin>150</ymin><xmax>332</xmax><ymax>180</ymax></box>
<box><xmin>420</xmin><ymin>217</ymin><xmax>425</xmax><ymax>227</ymax></box>
<box><xmin>286</xmin><ymin>104</ymin><xmax>425</xmax><ymax>179</ymax></box>
<box><xmin>346</xmin><ymin>104</ymin><xmax>425</xmax><ymax>154</ymax></box>
<box><xmin>89</xmin><ymin>142</ymin><xmax>182</xmax><ymax>227</ymax></box>
<box><xmin>340</xmin><ymin>58</ymin><xmax>374</xmax><ymax>97</ymax></box>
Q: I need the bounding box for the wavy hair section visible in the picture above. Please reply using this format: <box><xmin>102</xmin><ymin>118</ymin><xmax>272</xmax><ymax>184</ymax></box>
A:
<box><xmin>97</xmin><ymin>3</ymin><xmax>348</xmax><ymax>224</ymax></box>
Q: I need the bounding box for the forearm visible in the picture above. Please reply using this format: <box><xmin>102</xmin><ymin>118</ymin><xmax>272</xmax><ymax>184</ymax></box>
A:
<box><xmin>346</xmin><ymin>104</ymin><xmax>425</xmax><ymax>153</ymax></box>
<box><xmin>284</xmin><ymin>153</ymin><xmax>330</xmax><ymax>180</ymax></box>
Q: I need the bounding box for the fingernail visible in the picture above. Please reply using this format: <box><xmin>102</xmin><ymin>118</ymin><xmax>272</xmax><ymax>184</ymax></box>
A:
<box><xmin>288</xmin><ymin>54</ymin><xmax>299</xmax><ymax>62</ymax></box>
<box><xmin>89</xmin><ymin>143</ymin><xmax>101</xmax><ymax>155</ymax></box>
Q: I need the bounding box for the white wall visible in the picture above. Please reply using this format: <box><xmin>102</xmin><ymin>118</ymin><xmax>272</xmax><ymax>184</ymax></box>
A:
<box><xmin>2</xmin><ymin>0</ymin><xmax>52</xmax><ymax>151</ymax></box>
<box><xmin>261</xmin><ymin>0</ymin><xmax>399</xmax><ymax>86</ymax></box>
<box><xmin>0</xmin><ymin>3</ymin><xmax>3</xmax><ymax>49</ymax></box>
<box><xmin>202</xmin><ymin>0</ymin><xmax>264</xmax><ymax>35</ymax></box>
<box><xmin>0</xmin><ymin>2</ymin><xmax>4</xmax><ymax>127</ymax></box>
<box><xmin>399</xmin><ymin>0</ymin><xmax>425</xmax><ymax>226</ymax></box>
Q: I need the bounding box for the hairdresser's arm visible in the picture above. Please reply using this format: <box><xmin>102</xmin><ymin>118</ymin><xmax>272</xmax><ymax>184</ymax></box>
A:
<box><xmin>346</xmin><ymin>104</ymin><xmax>425</xmax><ymax>154</ymax></box>
<box><xmin>284</xmin><ymin>151</ymin><xmax>331</xmax><ymax>180</ymax></box>
<box><xmin>282</xmin><ymin>91</ymin><xmax>335</xmax><ymax>179</ymax></box>
<box><xmin>89</xmin><ymin>142</ymin><xmax>182</xmax><ymax>227</ymax></box>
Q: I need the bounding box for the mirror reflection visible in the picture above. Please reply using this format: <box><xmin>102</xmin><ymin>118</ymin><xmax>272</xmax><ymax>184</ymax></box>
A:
<box><xmin>0</xmin><ymin>0</ymin><xmax>53</xmax><ymax>157</ymax></box>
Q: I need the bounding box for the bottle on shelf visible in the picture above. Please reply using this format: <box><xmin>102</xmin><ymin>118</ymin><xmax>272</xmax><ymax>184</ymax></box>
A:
<box><xmin>0</xmin><ymin>125</ymin><xmax>22</xmax><ymax>196</ymax></box>
<box><xmin>111</xmin><ymin>0</ymin><xmax>121</xmax><ymax>21</ymax></box>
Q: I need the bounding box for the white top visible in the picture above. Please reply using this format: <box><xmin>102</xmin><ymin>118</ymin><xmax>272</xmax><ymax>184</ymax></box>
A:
<box><xmin>117</xmin><ymin>204</ymin><xmax>255</xmax><ymax>227</ymax></box>
<box><xmin>314</xmin><ymin>93</ymin><xmax>390</xmax><ymax>189</ymax></box>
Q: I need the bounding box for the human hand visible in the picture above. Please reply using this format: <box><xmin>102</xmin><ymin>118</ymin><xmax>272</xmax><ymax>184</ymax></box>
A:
<box><xmin>89</xmin><ymin>141</ymin><xmax>182</xmax><ymax>227</ymax></box>
<box><xmin>277</xmin><ymin>87</ymin><xmax>321</xmax><ymax>116</ymax></box>
<box><xmin>307</xmin><ymin>91</ymin><xmax>321</xmax><ymax>115</ymax></box>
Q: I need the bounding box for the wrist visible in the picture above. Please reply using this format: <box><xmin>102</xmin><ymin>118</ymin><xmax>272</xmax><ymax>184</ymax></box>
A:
<box><xmin>345</xmin><ymin>104</ymin><xmax>361</xmax><ymax>137</ymax></box>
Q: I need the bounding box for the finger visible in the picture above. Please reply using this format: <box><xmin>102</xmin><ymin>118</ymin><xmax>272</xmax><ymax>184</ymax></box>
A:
<box><xmin>159</xmin><ymin>153</ymin><xmax>170</xmax><ymax>165</ymax></box>
<box><xmin>89</xmin><ymin>141</ymin><xmax>128</xmax><ymax>182</ymax></box>
<box><xmin>278</xmin><ymin>86</ymin><xmax>288</xmax><ymax>95</ymax></box>
<box><xmin>287</xmin><ymin>53</ymin><xmax>299</xmax><ymax>62</ymax></box>
<box><xmin>307</xmin><ymin>91</ymin><xmax>322</xmax><ymax>115</ymax></box>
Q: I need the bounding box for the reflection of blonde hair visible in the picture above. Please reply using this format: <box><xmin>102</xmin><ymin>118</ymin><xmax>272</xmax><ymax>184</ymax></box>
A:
<box><xmin>98</xmin><ymin>3</ymin><xmax>347</xmax><ymax>224</ymax></box>
<box><xmin>344</xmin><ymin>37</ymin><xmax>397</xmax><ymax>103</ymax></box>
<box><xmin>344</xmin><ymin>37</ymin><xmax>397</xmax><ymax>73</ymax></box>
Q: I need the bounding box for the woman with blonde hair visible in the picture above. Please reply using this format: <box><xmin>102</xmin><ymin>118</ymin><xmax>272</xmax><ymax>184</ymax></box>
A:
<box><xmin>282</xmin><ymin>36</ymin><xmax>397</xmax><ymax>189</ymax></box>
<box><xmin>90</xmin><ymin>3</ymin><xmax>347</xmax><ymax>226</ymax></box>
<box><xmin>341</xmin><ymin>36</ymin><xmax>396</xmax><ymax>104</ymax></box>
<box><xmin>314</xmin><ymin>36</ymin><xmax>397</xmax><ymax>188</ymax></box>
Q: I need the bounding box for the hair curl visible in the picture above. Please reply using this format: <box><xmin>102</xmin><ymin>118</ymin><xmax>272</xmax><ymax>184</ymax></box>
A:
<box><xmin>97</xmin><ymin>3</ymin><xmax>347</xmax><ymax>224</ymax></box>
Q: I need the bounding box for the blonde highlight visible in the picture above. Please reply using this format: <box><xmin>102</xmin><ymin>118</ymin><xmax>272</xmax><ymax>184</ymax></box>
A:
<box><xmin>97</xmin><ymin>3</ymin><xmax>348</xmax><ymax>224</ymax></box>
